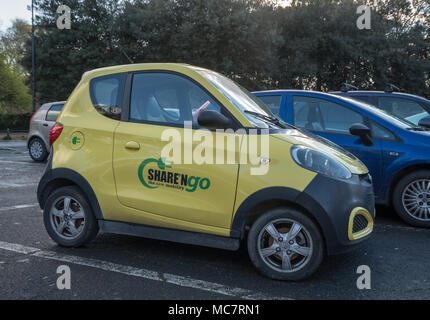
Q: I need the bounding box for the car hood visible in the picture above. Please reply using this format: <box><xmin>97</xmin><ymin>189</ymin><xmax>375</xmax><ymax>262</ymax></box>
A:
<box><xmin>272</xmin><ymin>129</ymin><xmax>369</xmax><ymax>175</ymax></box>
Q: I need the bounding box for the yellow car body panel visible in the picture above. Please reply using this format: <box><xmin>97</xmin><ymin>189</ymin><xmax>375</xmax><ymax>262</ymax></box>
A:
<box><xmin>46</xmin><ymin>63</ymin><xmax>373</xmax><ymax>245</ymax></box>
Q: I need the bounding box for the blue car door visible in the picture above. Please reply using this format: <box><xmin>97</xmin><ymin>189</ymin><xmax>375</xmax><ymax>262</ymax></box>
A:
<box><xmin>287</xmin><ymin>93</ymin><xmax>384</xmax><ymax>199</ymax></box>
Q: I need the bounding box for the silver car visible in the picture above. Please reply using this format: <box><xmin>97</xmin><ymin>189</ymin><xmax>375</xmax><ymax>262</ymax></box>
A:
<box><xmin>27</xmin><ymin>101</ymin><xmax>66</xmax><ymax>161</ymax></box>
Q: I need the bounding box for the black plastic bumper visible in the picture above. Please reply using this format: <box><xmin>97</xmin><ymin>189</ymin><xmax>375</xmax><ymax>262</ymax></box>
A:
<box><xmin>297</xmin><ymin>173</ymin><xmax>375</xmax><ymax>255</ymax></box>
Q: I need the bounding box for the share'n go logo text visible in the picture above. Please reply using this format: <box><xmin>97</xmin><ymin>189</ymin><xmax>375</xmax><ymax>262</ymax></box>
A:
<box><xmin>138</xmin><ymin>157</ymin><xmax>211</xmax><ymax>193</ymax></box>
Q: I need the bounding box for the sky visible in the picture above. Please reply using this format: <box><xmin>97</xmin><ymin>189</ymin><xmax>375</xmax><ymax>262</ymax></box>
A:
<box><xmin>0</xmin><ymin>0</ymin><xmax>292</xmax><ymax>31</ymax></box>
<box><xmin>0</xmin><ymin>0</ymin><xmax>32</xmax><ymax>31</ymax></box>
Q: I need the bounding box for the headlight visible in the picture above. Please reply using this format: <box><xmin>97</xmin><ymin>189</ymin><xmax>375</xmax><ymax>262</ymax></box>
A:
<box><xmin>291</xmin><ymin>145</ymin><xmax>352</xmax><ymax>179</ymax></box>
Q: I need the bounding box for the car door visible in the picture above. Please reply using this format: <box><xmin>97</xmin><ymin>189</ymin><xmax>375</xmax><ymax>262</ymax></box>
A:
<box><xmin>113</xmin><ymin>71</ymin><xmax>243</xmax><ymax>231</ymax></box>
<box><xmin>288</xmin><ymin>94</ymin><xmax>384</xmax><ymax>194</ymax></box>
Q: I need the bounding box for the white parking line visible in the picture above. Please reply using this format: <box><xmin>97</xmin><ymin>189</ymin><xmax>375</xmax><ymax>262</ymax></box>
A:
<box><xmin>0</xmin><ymin>160</ymin><xmax>33</xmax><ymax>164</ymax></box>
<box><xmin>0</xmin><ymin>241</ymin><xmax>292</xmax><ymax>300</ymax></box>
<box><xmin>0</xmin><ymin>204</ymin><xmax>39</xmax><ymax>212</ymax></box>
<box><xmin>0</xmin><ymin>183</ymin><xmax>38</xmax><ymax>188</ymax></box>
<box><xmin>375</xmin><ymin>224</ymin><xmax>430</xmax><ymax>233</ymax></box>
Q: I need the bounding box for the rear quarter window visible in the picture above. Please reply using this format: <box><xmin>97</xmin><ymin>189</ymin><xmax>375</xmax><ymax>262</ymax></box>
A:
<box><xmin>45</xmin><ymin>104</ymin><xmax>64</xmax><ymax>122</ymax></box>
<box><xmin>90</xmin><ymin>73</ymin><xmax>126</xmax><ymax>120</ymax></box>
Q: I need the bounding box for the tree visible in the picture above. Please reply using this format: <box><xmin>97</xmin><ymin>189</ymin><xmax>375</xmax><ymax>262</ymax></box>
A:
<box><xmin>23</xmin><ymin>0</ymin><xmax>429</xmax><ymax>101</ymax></box>
<box><xmin>0</xmin><ymin>19</ymin><xmax>31</xmax><ymax>78</ymax></box>
<box><xmin>22</xmin><ymin>0</ymin><xmax>125</xmax><ymax>102</ymax></box>
<box><xmin>0</xmin><ymin>54</ymin><xmax>32</xmax><ymax>114</ymax></box>
<box><xmin>110</xmin><ymin>0</ymin><xmax>281</xmax><ymax>89</ymax></box>
<box><xmin>274</xmin><ymin>0</ymin><xmax>429</xmax><ymax>96</ymax></box>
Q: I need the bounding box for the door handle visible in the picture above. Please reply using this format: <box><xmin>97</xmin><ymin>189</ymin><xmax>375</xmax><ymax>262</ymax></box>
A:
<box><xmin>43</xmin><ymin>123</ymin><xmax>48</xmax><ymax>127</ymax></box>
<box><xmin>125</xmin><ymin>141</ymin><xmax>140</xmax><ymax>150</ymax></box>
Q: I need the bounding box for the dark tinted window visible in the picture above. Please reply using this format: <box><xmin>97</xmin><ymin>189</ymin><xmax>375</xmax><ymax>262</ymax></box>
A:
<box><xmin>258</xmin><ymin>95</ymin><xmax>282</xmax><ymax>116</ymax></box>
<box><xmin>293</xmin><ymin>96</ymin><xmax>364</xmax><ymax>134</ymax></box>
<box><xmin>378</xmin><ymin>97</ymin><xmax>428</xmax><ymax>122</ymax></box>
<box><xmin>369</xmin><ymin>120</ymin><xmax>396</xmax><ymax>140</ymax></box>
<box><xmin>45</xmin><ymin>104</ymin><xmax>64</xmax><ymax>122</ymax></box>
<box><xmin>130</xmin><ymin>73</ymin><xmax>222</xmax><ymax>126</ymax></box>
<box><xmin>90</xmin><ymin>73</ymin><xmax>126</xmax><ymax>120</ymax></box>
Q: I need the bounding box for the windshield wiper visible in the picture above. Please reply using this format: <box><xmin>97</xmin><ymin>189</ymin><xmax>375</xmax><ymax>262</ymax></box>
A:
<box><xmin>244</xmin><ymin>110</ymin><xmax>291</xmax><ymax>129</ymax></box>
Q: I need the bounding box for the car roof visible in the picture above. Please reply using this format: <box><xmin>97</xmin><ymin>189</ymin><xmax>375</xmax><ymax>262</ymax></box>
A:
<box><xmin>331</xmin><ymin>91</ymin><xmax>430</xmax><ymax>103</ymax></box>
<box><xmin>40</xmin><ymin>101</ymin><xmax>66</xmax><ymax>110</ymax></box>
<box><xmin>43</xmin><ymin>101</ymin><xmax>66</xmax><ymax>106</ymax></box>
<box><xmin>81</xmin><ymin>63</ymin><xmax>193</xmax><ymax>80</ymax></box>
<box><xmin>254</xmin><ymin>89</ymin><xmax>414</xmax><ymax>128</ymax></box>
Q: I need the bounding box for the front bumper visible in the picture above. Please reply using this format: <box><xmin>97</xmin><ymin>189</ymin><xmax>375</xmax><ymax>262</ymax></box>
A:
<box><xmin>297</xmin><ymin>173</ymin><xmax>375</xmax><ymax>255</ymax></box>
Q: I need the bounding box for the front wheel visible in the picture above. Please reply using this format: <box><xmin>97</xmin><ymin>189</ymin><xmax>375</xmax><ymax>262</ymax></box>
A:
<box><xmin>247</xmin><ymin>208</ymin><xmax>324</xmax><ymax>281</ymax></box>
<box><xmin>393</xmin><ymin>170</ymin><xmax>430</xmax><ymax>228</ymax></box>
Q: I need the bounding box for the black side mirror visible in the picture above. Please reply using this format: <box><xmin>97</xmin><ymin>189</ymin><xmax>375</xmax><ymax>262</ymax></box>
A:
<box><xmin>350</xmin><ymin>123</ymin><xmax>373</xmax><ymax>146</ymax></box>
<box><xmin>197</xmin><ymin>110</ymin><xmax>231</xmax><ymax>129</ymax></box>
<box><xmin>418</xmin><ymin>116</ymin><xmax>430</xmax><ymax>129</ymax></box>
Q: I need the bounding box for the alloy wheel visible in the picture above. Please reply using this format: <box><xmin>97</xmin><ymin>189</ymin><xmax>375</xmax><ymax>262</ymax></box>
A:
<box><xmin>50</xmin><ymin>196</ymin><xmax>86</xmax><ymax>240</ymax></box>
<box><xmin>402</xmin><ymin>179</ymin><xmax>430</xmax><ymax>221</ymax></box>
<box><xmin>30</xmin><ymin>140</ymin><xmax>44</xmax><ymax>159</ymax></box>
<box><xmin>257</xmin><ymin>218</ymin><xmax>313</xmax><ymax>273</ymax></box>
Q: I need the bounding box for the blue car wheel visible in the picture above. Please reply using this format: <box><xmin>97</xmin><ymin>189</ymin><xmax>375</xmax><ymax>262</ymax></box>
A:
<box><xmin>393</xmin><ymin>170</ymin><xmax>430</xmax><ymax>228</ymax></box>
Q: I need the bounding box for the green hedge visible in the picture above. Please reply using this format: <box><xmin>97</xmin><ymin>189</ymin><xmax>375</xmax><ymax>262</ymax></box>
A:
<box><xmin>0</xmin><ymin>113</ymin><xmax>32</xmax><ymax>131</ymax></box>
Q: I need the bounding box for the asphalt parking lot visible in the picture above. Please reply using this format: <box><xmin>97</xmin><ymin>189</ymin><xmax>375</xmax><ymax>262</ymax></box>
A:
<box><xmin>0</xmin><ymin>141</ymin><xmax>429</xmax><ymax>300</ymax></box>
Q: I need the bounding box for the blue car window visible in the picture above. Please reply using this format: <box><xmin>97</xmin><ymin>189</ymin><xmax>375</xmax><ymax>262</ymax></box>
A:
<box><xmin>293</xmin><ymin>96</ymin><xmax>364</xmax><ymax>134</ymax></box>
<box><xmin>378</xmin><ymin>97</ymin><xmax>429</xmax><ymax>124</ymax></box>
<box><xmin>369</xmin><ymin>120</ymin><xmax>396</xmax><ymax>141</ymax></box>
<box><xmin>258</xmin><ymin>95</ymin><xmax>282</xmax><ymax>116</ymax></box>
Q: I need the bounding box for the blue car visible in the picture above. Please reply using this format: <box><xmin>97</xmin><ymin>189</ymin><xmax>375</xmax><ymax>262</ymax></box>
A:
<box><xmin>254</xmin><ymin>90</ymin><xmax>430</xmax><ymax>228</ymax></box>
<box><xmin>332</xmin><ymin>87</ymin><xmax>430</xmax><ymax>127</ymax></box>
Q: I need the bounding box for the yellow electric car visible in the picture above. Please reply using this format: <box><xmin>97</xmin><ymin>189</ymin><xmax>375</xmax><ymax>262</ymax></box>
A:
<box><xmin>38</xmin><ymin>63</ymin><xmax>374</xmax><ymax>280</ymax></box>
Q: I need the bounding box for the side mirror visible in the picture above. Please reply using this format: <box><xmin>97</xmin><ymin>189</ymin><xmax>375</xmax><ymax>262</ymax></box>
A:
<box><xmin>350</xmin><ymin>123</ymin><xmax>373</xmax><ymax>146</ymax></box>
<box><xmin>197</xmin><ymin>110</ymin><xmax>231</xmax><ymax>129</ymax></box>
<box><xmin>418</xmin><ymin>116</ymin><xmax>430</xmax><ymax>129</ymax></box>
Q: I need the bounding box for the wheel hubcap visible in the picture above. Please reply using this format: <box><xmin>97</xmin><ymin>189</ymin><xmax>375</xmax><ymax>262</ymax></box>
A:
<box><xmin>50</xmin><ymin>196</ymin><xmax>85</xmax><ymax>239</ymax></box>
<box><xmin>30</xmin><ymin>141</ymin><xmax>43</xmax><ymax>159</ymax></box>
<box><xmin>257</xmin><ymin>219</ymin><xmax>312</xmax><ymax>273</ymax></box>
<box><xmin>402</xmin><ymin>179</ymin><xmax>430</xmax><ymax>221</ymax></box>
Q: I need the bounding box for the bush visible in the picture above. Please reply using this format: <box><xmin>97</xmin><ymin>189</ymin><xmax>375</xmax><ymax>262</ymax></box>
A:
<box><xmin>0</xmin><ymin>113</ymin><xmax>32</xmax><ymax>131</ymax></box>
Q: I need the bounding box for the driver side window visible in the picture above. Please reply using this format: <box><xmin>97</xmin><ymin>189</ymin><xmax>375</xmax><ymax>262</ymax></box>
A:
<box><xmin>293</xmin><ymin>96</ymin><xmax>365</xmax><ymax>134</ymax></box>
<box><xmin>130</xmin><ymin>72</ymin><xmax>221</xmax><ymax>127</ymax></box>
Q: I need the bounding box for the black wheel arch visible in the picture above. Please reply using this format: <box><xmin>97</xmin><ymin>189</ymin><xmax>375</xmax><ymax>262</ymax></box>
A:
<box><xmin>38</xmin><ymin>167</ymin><xmax>104</xmax><ymax>220</ymax></box>
<box><xmin>230</xmin><ymin>187</ymin><xmax>336</xmax><ymax>253</ymax></box>
<box><xmin>387</xmin><ymin>164</ymin><xmax>430</xmax><ymax>206</ymax></box>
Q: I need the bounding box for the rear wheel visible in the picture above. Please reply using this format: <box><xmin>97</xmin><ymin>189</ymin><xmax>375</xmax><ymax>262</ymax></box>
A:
<box><xmin>29</xmin><ymin>137</ymin><xmax>48</xmax><ymax>162</ymax></box>
<box><xmin>393</xmin><ymin>170</ymin><xmax>430</xmax><ymax>228</ymax></box>
<box><xmin>247</xmin><ymin>207</ymin><xmax>324</xmax><ymax>281</ymax></box>
<box><xmin>43</xmin><ymin>186</ymin><xmax>99</xmax><ymax>247</ymax></box>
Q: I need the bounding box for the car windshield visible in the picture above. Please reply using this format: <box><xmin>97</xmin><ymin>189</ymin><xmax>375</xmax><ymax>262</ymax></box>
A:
<box><xmin>340</xmin><ymin>96</ymin><xmax>421</xmax><ymax>129</ymax></box>
<box><xmin>194</xmin><ymin>68</ymin><xmax>284</xmax><ymax>128</ymax></box>
<box><xmin>405</xmin><ymin>112</ymin><xmax>429</xmax><ymax>125</ymax></box>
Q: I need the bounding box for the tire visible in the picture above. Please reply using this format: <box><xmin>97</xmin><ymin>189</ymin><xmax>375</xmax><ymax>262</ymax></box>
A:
<box><xmin>247</xmin><ymin>207</ymin><xmax>324</xmax><ymax>281</ymax></box>
<box><xmin>43</xmin><ymin>186</ymin><xmax>99</xmax><ymax>247</ymax></box>
<box><xmin>29</xmin><ymin>137</ymin><xmax>48</xmax><ymax>162</ymax></box>
<box><xmin>393</xmin><ymin>170</ymin><xmax>430</xmax><ymax>228</ymax></box>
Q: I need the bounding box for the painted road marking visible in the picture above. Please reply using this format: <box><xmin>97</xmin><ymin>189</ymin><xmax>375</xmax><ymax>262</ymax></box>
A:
<box><xmin>0</xmin><ymin>204</ymin><xmax>39</xmax><ymax>212</ymax></box>
<box><xmin>0</xmin><ymin>160</ymin><xmax>38</xmax><ymax>165</ymax></box>
<box><xmin>375</xmin><ymin>224</ymin><xmax>430</xmax><ymax>233</ymax></box>
<box><xmin>0</xmin><ymin>182</ymin><xmax>38</xmax><ymax>188</ymax></box>
<box><xmin>0</xmin><ymin>241</ymin><xmax>292</xmax><ymax>300</ymax></box>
